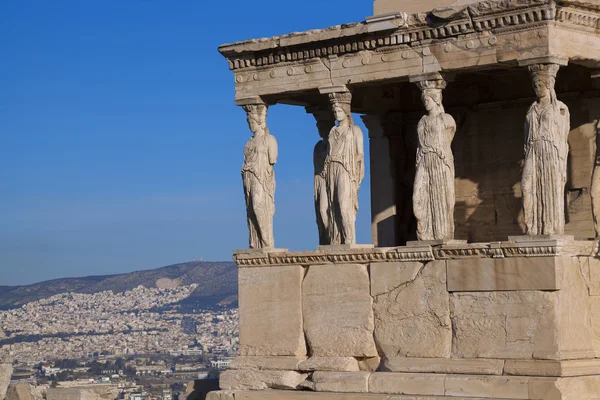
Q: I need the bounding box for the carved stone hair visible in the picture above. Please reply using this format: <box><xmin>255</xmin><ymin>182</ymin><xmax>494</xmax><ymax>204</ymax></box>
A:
<box><xmin>417</xmin><ymin>79</ymin><xmax>446</xmax><ymax>108</ymax></box>
<box><xmin>416</xmin><ymin>79</ymin><xmax>447</xmax><ymax>91</ymax></box>
<box><xmin>243</xmin><ymin>104</ymin><xmax>269</xmax><ymax>133</ymax></box>
<box><xmin>527</xmin><ymin>63</ymin><xmax>560</xmax><ymax>78</ymax></box>
<box><xmin>329</xmin><ymin>92</ymin><xmax>352</xmax><ymax>105</ymax></box>
<box><xmin>528</xmin><ymin>63</ymin><xmax>560</xmax><ymax>104</ymax></box>
<box><xmin>243</xmin><ymin>104</ymin><xmax>267</xmax><ymax>122</ymax></box>
<box><xmin>329</xmin><ymin>92</ymin><xmax>353</xmax><ymax>125</ymax></box>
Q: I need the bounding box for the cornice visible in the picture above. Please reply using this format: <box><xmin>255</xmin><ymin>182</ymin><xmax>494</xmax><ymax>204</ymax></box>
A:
<box><xmin>233</xmin><ymin>240</ymin><xmax>597</xmax><ymax>267</ymax></box>
<box><xmin>217</xmin><ymin>0</ymin><xmax>600</xmax><ymax>72</ymax></box>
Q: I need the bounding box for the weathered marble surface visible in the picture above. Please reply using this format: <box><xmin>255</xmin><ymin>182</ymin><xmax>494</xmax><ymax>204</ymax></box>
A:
<box><xmin>451</xmin><ymin>291</ymin><xmax>560</xmax><ymax>359</ymax></box>
<box><xmin>305</xmin><ymin>372</ymin><xmax>370</xmax><ymax>393</ymax></box>
<box><xmin>413</xmin><ymin>77</ymin><xmax>456</xmax><ymax>241</ymax></box>
<box><xmin>297</xmin><ymin>357</ymin><xmax>360</xmax><ymax>372</ymax></box>
<box><xmin>6</xmin><ymin>383</ymin><xmax>43</xmax><ymax>400</ymax></box>
<box><xmin>230</xmin><ymin>356</ymin><xmax>306</xmax><ymax>371</ymax></box>
<box><xmin>303</xmin><ymin>264</ymin><xmax>377</xmax><ymax>357</ymax></box>
<box><xmin>0</xmin><ymin>364</ymin><xmax>13</xmax><ymax>400</ymax></box>
<box><xmin>522</xmin><ymin>63</ymin><xmax>570</xmax><ymax>236</ymax></box>
<box><xmin>383</xmin><ymin>357</ymin><xmax>504</xmax><ymax>375</ymax></box>
<box><xmin>241</xmin><ymin>103</ymin><xmax>278</xmax><ymax>249</ymax></box>
<box><xmin>592</xmin><ymin>120</ymin><xmax>600</xmax><ymax>238</ymax></box>
<box><xmin>372</xmin><ymin>260</ymin><xmax>452</xmax><ymax>358</ymax></box>
<box><xmin>324</xmin><ymin>91</ymin><xmax>365</xmax><ymax>245</ymax></box>
<box><xmin>214</xmin><ymin>375</ymin><xmax>600</xmax><ymax>398</ymax></box>
<box><xmin>220</xmin><ymin>370</ymin><xmax>308</xmax><ymax>391</ymax></box>
<box><xmin>446</xmin><ymin>256</ymin><xmax>563</xmax><ymax>291</ymax></box>
<box><xmin>238</xmin><ymin>266</ymin><xmax>306</xmax><ymax>356</ymax></box>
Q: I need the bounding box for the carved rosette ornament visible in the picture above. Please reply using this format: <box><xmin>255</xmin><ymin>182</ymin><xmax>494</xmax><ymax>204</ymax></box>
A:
<box><xmin>413</xmin><ymin>78</ymin><xmax>457</xmax><ymax>241</ymax></box>
<box><xmin>309</xmin><ymin>107</ymin><xmax>336</xmax><ymax>246</ymax></box>
<box><xmin>325</xmin><ymin>92</ymin><xmax>365</xmax><ymax>245</ymax></box>
<box><xmin>241</xmin><ymin>104</ymin><xmax>279</xmax><ymax>249</ymax></box>
<box><xmin>522</xmin><ymin>63</ymin><xmax>570</xmax><ymax>236</ymax></box>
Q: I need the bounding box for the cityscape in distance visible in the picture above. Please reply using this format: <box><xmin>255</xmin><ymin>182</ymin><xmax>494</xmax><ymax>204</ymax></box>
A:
<box><xmin>0</xmin><ymin>261</ymin><xmax>240</xmax><ymax>400</ymax></box>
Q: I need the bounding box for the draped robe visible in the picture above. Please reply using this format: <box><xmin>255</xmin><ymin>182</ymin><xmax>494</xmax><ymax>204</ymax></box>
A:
<box><xmin>325</xmin><ymin>124</ymin><xmax>364</xmax><ymax>244</ymax></box>
<box><xmin>522</xmin><ymin>100</ymin><xmax>570</xmax><ymax>235</ymax></box>
<box><xmin>413</xmin><ymin>112</ymin><xmax>456</xmax><ymax>241</ymax></box>
<box><xmin>242</xmin><ymin>133</ymin><xmax>277</xmax><ymax>248</ymax></box>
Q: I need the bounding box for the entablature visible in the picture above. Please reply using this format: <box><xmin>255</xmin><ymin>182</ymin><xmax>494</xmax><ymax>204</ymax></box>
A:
<box><xmin>218</xmin><ymin>0</ymin><xmax>600</xmax><ymax>102</ymax></box>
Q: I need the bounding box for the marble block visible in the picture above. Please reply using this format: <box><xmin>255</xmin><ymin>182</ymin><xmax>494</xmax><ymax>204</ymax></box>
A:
<box><xmin>239</xmin><ymin>266</ymin><xmax>306</xmax><ymax>356</ymax></box>
<box><xmin>372</xmin><ymin>260</ymin><xmax>452</xmax><ymax>358</ymax></box>
<box><xmin>0</xmin><ymin>364</ymin><xmax>13</xmax><ymax>400</ymax></box>
<box><xmin>303</xmin><ymin>264</ymin><xmax>377</xmax><ymax>357</ymax></box>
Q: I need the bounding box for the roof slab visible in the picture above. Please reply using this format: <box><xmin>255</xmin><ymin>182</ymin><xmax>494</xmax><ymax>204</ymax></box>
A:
<box><xmin>218</xmin><ymin>0</ymin><xmax>600</xmax><ymax>105</ymax></box>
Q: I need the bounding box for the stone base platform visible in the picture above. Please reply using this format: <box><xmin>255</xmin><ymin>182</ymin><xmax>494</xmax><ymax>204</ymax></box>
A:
<box><xmin>209</xmin><ymin>371</ymin><xmax>600</xmax><ymax>399</ymax></box>
<box><xmin>212</xmin><ymin>368</ymin><xmax>600</xmax><ymax>399</ymax></box>
<box><xmin>227</xmin><ymin>241</ymin><xmax>600</xmax><ymax>400</ymax></box>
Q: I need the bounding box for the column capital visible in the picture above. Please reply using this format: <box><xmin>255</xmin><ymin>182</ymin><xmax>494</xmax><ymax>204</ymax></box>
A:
<box><xmin>517</xmin><ymin>56</ymin><xmax>568</xmax><ymax>67</ymax></box>
<box><xmin>409</xmin><ymin>72</ymin><xmax>454</xmax><ymax>85</ymax></box>
<box><xmin>235</xmin><ymin>96</ymin><xmax>267</xmax><ymax>106</ymax></box>
<box><xmin>318</xmin><ymin>85</ymin><xmax>349</xmax><ymax>95</ymax></box>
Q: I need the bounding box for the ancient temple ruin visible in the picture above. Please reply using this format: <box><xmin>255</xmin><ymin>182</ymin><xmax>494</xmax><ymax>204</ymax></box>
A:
<box><xmin>211</xmin><ymin>0</ymin><xmax>600</xmax><ymax>398</ymax></box>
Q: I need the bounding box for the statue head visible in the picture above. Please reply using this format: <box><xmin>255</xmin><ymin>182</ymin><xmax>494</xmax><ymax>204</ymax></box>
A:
<box><xmin>417</xmin><ymin>79</ymin><xmax>446</xmax><ymax>114</ymax></box>
<box><xmin>528</xmin><ymin>64</ymin><xmax>559</xmax><ymax>104</ymax></box>
<box><xmin>421</xmin><ymin>89</ymin><xmax>443</xmax><ymax>112</ymax></box>
<box><xmin>243</xmin><ymin>104</ymin><xmax>268</xmax><ymax>136</ymax></box>
<box><xmin>329</xmin><ymin>92</ymin><xmax>353</xmax><ymax>125</ymax></box>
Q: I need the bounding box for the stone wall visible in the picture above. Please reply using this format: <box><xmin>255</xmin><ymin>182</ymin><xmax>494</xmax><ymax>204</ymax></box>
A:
<box><xmin>223</xmin><ymin>243</ymin><xmax>600</xmax><ymax>398</ymax></box>
<box><xmin>6</xmin><ymin>383</ymin><xmax>41</xmax><ymax>400</ymax></box>
<box><xmin>0</xmin><ymin>364</ymin><xmax>13</xmax><ymax>400</ymax></box>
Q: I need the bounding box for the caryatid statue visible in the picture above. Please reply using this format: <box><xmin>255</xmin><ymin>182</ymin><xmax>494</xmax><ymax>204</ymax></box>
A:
<box><xmin>241</xmin><ymin>104</ymin><xmax>278</xmax><ymax>249</ymax></box>
<box><xmin>592</xmin><ymin>120</ymin><xmax>600</xmax><ymax>238</ymax></box>
<box><xmin>413</xmin><ymin>79</ymin><xmax>457</xmax><ymax>241</ymax></box>
<box><xmin>522</xmin><ymin>64</ymin><xmax>570</xmax><ymax>236</ymax></box>
<box><xmin>325</xmin><ymin>92</ymin><xmax>365</xmax><ymax>245</ymax></box>
<box><xmin>311</xmin><ymin>109</ymin><xmax>335</xmax><ymax>245</ymax></box>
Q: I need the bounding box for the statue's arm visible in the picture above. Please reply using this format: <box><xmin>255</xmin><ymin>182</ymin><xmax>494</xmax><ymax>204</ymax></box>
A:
<box><xmin>268</xmin><ymin>136</ymin><xmax>278</xmax><ymax>165</ymax></box>
<box><xmin>563</xmin><ymin>104</ymin><xmax>571</xmax><ymax>136</ymax></box>
<box><xmin>445</xmin><ymin>114</ymin><xmax>457</xmax><ymax>141</ymax></box>
<box><xmin>524</xmin><ymin>105</ymin><xmax>535</xmax><ymax>151</ymax></box>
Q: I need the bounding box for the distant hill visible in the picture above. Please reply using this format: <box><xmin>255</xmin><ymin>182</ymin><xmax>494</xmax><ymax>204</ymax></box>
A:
<box><xmin>0</xmin><ymin>261</ymin><xmax>238</xmax><ymax>310</ymax></box>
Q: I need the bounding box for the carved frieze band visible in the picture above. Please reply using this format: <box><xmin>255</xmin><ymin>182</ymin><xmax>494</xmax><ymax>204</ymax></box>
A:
<box><xmin>221</xmin><ymin>0</ymin><xmax>598</xmax><ymax>71</ymax></box>
<box><xmin>232</xmin><ymin>242</ymin><xmax>592</xmax><ymax>267</ymax></box>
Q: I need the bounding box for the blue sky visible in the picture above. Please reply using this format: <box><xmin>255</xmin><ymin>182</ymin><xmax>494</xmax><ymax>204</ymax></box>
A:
<box><xmin>0</xmin><ymin>0</ymin><xmax>374</xmax><ymax>285</ymax></box>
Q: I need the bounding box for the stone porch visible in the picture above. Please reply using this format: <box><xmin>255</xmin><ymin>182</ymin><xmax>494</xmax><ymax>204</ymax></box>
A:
<box><xmin>216</xmin><ymin>0</ymin><xmax>600</xmax><ymax>398</ymax></box>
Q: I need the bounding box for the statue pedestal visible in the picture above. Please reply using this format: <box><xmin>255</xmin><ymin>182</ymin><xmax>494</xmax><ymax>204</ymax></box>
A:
<box><xmin>233</xmin><ymin>248</ymin><xmax>289</xmax><ymax>256</ymax></box>
<box><xmin>406</xmin><ymin>239</ymin><xmax>468</xmax><ymax>246</ymax></box>
<box><xmin>317</xmin><ymin>244</ymin><xmax>375</xmax><ymax>251</ymax></box>
<box><xmin>218</xmin><ymin>241</ymin><xmax>600</xmax><ymax>399</ymax></box>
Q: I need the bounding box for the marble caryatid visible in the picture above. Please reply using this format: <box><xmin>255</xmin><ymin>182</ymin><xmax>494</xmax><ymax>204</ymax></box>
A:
<box><xmin>325</xmin><ymin>92</ymin><xmax>365</xmax><ymax>245</ymax></box>
<box><xmin>591</xmin><ymin>120</ymin><xmax>600</xmax><ymax>238</ymax></box>
<box><xmin>241</xmin><ymin>104</ymin><xmax>278</xmax><ymax>249</ymax></box>
<box><xmin>522</xmin><ymin>64</ymin><xmax>570</xmax><ymax>236</ymax></box>
<box><xmin>312</xmin><ymin>111</ymin><xmax>335</xmax><ymax>245</ymax></box>
<box><xmin>413</xmin><ymin>79</ymin><xmax>456</xmax><ymax>241</ymax></box>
